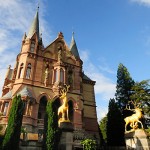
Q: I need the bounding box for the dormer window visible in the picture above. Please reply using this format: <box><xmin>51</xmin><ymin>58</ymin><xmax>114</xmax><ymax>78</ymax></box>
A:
<box><xmin>26</xmin><ymin>63</ymin><xmax>31</xmax><ymax>79</ymax></box>
<box><xmin>30</xmin><ymin>41</ymin><xmax>35</xmax><ymax>52</ymax></box>
<box><xmin>18</xmin><ymin>63</ymin><xmax>24</xmax><ymax>78</ymax></box>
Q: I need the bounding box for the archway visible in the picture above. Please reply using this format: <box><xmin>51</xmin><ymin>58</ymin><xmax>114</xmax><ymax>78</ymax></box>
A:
<box><xmin>38</xmin><ymin>96</ymin><xmax>47</xmax><ymax>120</ymax></box>
<box><xmin>53</xmin><ymin>98</ymin><xmax>61</xmax><ymax>119</ymax></box>
<box><xmin>68</xmin><ymin>100</ymin><xmax>74</xmax><ymax>122</ymax></box>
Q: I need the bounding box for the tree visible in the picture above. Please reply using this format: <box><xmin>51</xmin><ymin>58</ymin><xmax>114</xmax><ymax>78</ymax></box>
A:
<box><xmin>43</xmin><ymin>100</ymin><xmax>60</xmax><ymax>150</ymax></box>
<box><xmin>81</xmin><ymin>139</ymin><xmax>97</xmax><ymax>150</ymax></box>
<box><xmin>115</xmin><ymin>63</ymin><xmax>134</xmax><ymax>111</ymax></box>
<box><xmin>107</xmin><ymin>98</ymin><xmax>125</xmax><ymax>147</ymax></box>
<box><xmin>130</xmin><ymin>80</ymin><xmax>150</xmax><ymax>116</ymax></box>
<box><xmin>2</xmin><ymin>95</ymin><xmax>24</xmax><ymax>150</ymax></box>
<box><xmin>99</xmin><ymin>116</ymin><xmax>107</xmax><ymax>145</ymax></box>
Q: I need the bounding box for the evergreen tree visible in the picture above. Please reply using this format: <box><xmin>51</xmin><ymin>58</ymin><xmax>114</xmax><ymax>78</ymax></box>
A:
<box><xmin>115</xmin><ymin>63</ymin><xmax>134</xmax><ymax>111</ymax></box>
<box><xmin>99</xmin><ymin>116</ymin><xmax>107</xmax><ymax>145</ymax></box>
<box><xmin>2</xmin><ymin>95</ymin><xmax>24</xmax><ymax>150</ymax></box>
<box><xmin>43</xmin><ymin>100</ymin><xmax>60</xmax><ymax>150</ymax></box>
<box><xmin>107</xmin><ymin>98</ymin><xmax>125</xmax><ymax>147</ymax></box>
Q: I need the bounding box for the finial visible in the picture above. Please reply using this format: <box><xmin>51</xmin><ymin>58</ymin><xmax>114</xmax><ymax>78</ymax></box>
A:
<box><xmin>58</xmin><ymin>32</ymin><xmax>64</xmax><ymax>38</ymax></box>
<box><xmin>8</xmin><ymin>65</ymin><xmax>11</xmax><ymax>69</ymax></box>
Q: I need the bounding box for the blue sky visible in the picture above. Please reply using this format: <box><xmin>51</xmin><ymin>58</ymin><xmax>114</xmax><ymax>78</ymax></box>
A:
<box><xmin>1</xmin><ymin>0</ymin><xmax>150</xmax><ymax>120</ymax></box>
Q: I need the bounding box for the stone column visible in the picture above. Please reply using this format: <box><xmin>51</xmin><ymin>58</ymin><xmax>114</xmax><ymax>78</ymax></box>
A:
<box><xmin>125</xmin><ymin>129</ymin><xmax>150</xmax><ymax>150</ymax></box>
<box><xmin>59</xmin><ymin>122</ymin><xmax>74</xmax><ymax>150</ymax></box>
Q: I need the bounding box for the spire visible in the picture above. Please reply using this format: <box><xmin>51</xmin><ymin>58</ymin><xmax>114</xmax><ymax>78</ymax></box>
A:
<box><xmin>70</xmin><ymin>32</ymin><xmax>80</xmax><ymax>59</ymax></box>
<box><xmin>22</xmin><ymin>32</ymin><xmax>27</xmax><ymax>41</ymax></box>
<box><xmin>27</xmin><ymin>6</ymin><xmax>40</xmax><ymax>41</ymax></box>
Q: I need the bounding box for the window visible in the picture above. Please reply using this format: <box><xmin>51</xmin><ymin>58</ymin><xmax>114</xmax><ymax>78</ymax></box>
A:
<box><xmin>23</xmin><ymin>101</ymin><xmax>27</xmax><ymax>115</ymax></box>
<box><xmin>23</xmin><ymin>101</ymin><xmax>32</xmax><ymax>116</ymax></box>
<box><xmin>3</xmin><ymin>102</ymin><xmax>9</xmax><ymax>116</ymax></box>
<box><xmin>26</xmin><ymin>63</ymin><xmax>31</xmax><ymax>79</ymax></box>
<box><xmin>53</xmin><ymin>68</ymin><xmax>65</xmax><ymax>83</ymax></box>
<box><xmin>30</xmin><ymin>41</ymin><xmax>35</xmax><ymax>52</ymax></box>
<box><xmin>54</xmin><ymin>69</ymin><xmax>59</xmax><ymax>83</ymax></box>
<box><xmin>60</xmin><ymin>68</ymin><xmax>64</xmax><ymax>82</ymax></box>
<box><xmin>18</xmin><ymin>63</ymin><xmax>24</xmax><ymax>78</ymax></box>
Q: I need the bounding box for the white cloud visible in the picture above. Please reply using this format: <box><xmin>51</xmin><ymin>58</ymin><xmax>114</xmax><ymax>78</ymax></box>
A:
<box><xmin>0</xmin><ymin>0</ymin><xmax>52</xmax><ymax>95</ymax></box>
<box><xmin>130</xmin><ymin>0</ymin><xmax>150</xmax><ymax>6</ymax></box>
<box><xmin>80</xmin><ymin>50</ymin><xmax>116</xmax><ymax>101</ymax></box>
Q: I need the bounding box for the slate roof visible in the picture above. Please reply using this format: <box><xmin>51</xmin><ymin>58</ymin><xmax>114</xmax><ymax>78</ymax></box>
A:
<box><xmin>27</xmin><ymin>9</ymin><xmax>39</xmax><ymax>41</ymax></box>
<box><xmin>1</xmin><ymin>90</ymin><xmax>12</xmax><ymax>100</ymax></box>
<box><xmin>18</xmin><ymin>86</ymin><xmax>33</xmax><ymax>98</ymax></box>
<box><xmin>70</xmin><ymin>33</ymin><xmax>80</xmax><ymax>59</ymax></box>
<box><xmin>83</xmin><ymin>74</ymin><xmax>92</xmax><ymax>81</ymax></box>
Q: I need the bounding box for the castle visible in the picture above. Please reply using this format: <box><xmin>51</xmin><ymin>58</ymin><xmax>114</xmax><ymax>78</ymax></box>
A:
<box><xmin>0</xmin><ymin>8</ymin><xmax>100</xmax><ymax>149</ymax></box>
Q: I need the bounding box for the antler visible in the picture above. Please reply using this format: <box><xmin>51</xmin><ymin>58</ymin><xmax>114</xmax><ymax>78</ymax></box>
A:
<box><xmin>60</xmin><ymin>84</ymin><xmax>70</xmax><ymax>96</ymax></box>
<box><xmin>129</xmin><ymin>100</ymin><xmax>141</xmax><ymax>109</ymax></box>
<box><xmin>125</xmin><ymin>104</ymin><xmax>132</xmax><ymax>111</ymax></box>
<box><xmin>125</xmin><ymin>100</ymin><xmax>135</xmax><ymax>111</ymax></box>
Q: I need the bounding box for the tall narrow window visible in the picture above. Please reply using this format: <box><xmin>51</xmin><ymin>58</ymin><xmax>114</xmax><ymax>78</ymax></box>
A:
<box><xmin>18</xmin><ymin>63</ymin><xmax>24</xmax><ymax>78</ymax></box>
<box><xmin>3</xmin><ymin>102</ymin><xmax>9</xmax><ymax>116</ymax></box>
<box><xmin>30</xmin><ymin>41</ymin><xmax>35</xmax><ymax>52</ymax></box>
<box><xmin>54</xmin><ymin>69</ymin><xmax>59</xmax><ymax>83</ymax></box>
<box><xmin>60</xmin><ymin>68</ymin><xmax>64</xmax><ymax>83</ymax></box>
<box><xmin>23</xmin><ymin>101</ymin><xmax>27</xmax><ymax>115</ymax></box>
<box><xmin>27</xmin><ymin>103</ymin><xmax>32</xmax><ymax>116</ymax></box>
<box><xmin>26</xmin><ymin>63</ymin><xmax>31</xmax><ymax>79</ymax></box>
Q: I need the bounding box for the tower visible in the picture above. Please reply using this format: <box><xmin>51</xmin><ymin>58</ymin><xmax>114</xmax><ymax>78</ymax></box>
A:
<box><xmin>0</xmin><ymin>8</ymin><xmax>100</xmax><ymax>149</ymax></box>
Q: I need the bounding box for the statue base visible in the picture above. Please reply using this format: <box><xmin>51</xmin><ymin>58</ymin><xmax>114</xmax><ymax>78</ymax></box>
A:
<box><xmin>59</xmin><ymin>122</ymin><xmax>74</xmax><ymax>150</ymax></box>
<box><xmin>125</xmin><ymin>129</ymin><xmax>150</xmax><ymax>149</ymax></box>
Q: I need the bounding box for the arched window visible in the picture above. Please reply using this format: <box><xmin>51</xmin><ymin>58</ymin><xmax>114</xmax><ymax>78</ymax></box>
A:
<box><xmin>30</xmin><ymin>41</ymin><xmax>35</xmax><ymax>52</ymax></box>
<box><xmin>18</xmin><ymin>63</ymin><xmax>24</xmax><ymax>78</ymax></box>
<box><xmin>54</xmin><ymin>69</ymin><xmax>59</xmax><ymax>83</ymax></box>
<box><xmin>26</xmin><ymin>63</ymin><xmax>31</xmax><ymax>79</ymax></box>
<box><xmin>60</xmin><ymin>68</ymin><xmax>64</xmax><ymax>83</ymax></box>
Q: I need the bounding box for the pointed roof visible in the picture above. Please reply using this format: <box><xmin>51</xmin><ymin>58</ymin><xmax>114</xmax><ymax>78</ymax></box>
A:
<box><xmin>18</xmin><ymin>86</ymin><xmax>33</xmax><ymax>98</ymax></box>
<box><xmin>83</xmin><ymin>74</ymin><xmax>92</xmax><ymax>81</ymax></box>
<box><xmin>27</xmin><ymin>7</ymin><xmax>39</xmax><ymax>41</ymax></box>
<box><xmin>70</xmin><ymin>32</ymin><xmax>80</xmax><ymax>59</ymax></box>
<box><xmin>1</xmin><ymin>90</ymin><xmax>12</xmax><ymax>100</ymax></box>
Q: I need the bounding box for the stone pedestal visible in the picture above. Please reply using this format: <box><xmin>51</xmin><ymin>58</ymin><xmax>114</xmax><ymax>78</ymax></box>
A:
<box><xmin>59</xmin><ymin>122</ymin><xmax>74</xmax><ymax>150</ymax></box>
<box><xmin>125</xmin><ymin>129</ymin><xmax>150</xmax><ymax>150</ymax></box>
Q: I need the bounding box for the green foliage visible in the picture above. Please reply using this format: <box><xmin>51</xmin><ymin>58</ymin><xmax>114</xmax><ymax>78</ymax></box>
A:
<box><xmin>107</xmin><ymin>98</ymin><xmax>125</xmax><ymax>146</ymax></box>
<box><xmin>99</xmin><ymin>116</ymin><xmax>107</xmax><ymax>145</ymax></box>
<box><xmin>145</xmin><ymin>127</ymin><xmax>150</xmax><ymax>133</ymax></box>
<box><xmin>2</xmin><ymin>95</ymin><xmax>24</xmax><ymax>150</ymax></box>
<box><xmin>81</xmin><ymin>139</ymin><xmax>97</xmax><ymax>150</ymax></box>
<box><xmin>130</xmin><ymin>80</ymin><xmax>150</xmax><ymax>116</ymax></box>
<box><xmin>115</xmin><ymin>63</ymin><xmax>134</xmax><ymax>111</ymax></box>
<box><xmin>43</xmin><ymin>100</ymin><xmax>60</xmax><ymax>150</ymax></box>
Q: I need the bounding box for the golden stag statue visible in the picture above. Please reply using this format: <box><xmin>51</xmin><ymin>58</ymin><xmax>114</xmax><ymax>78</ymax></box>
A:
<box><xmin>58</xmin><ymin>84</ymin><xmax>70</xmax><ymax>125</ymax></box>
<box><xmin>124</xmin><ymin>101</ymin><xmax>143</xmax><ymax>132</ymax></box>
